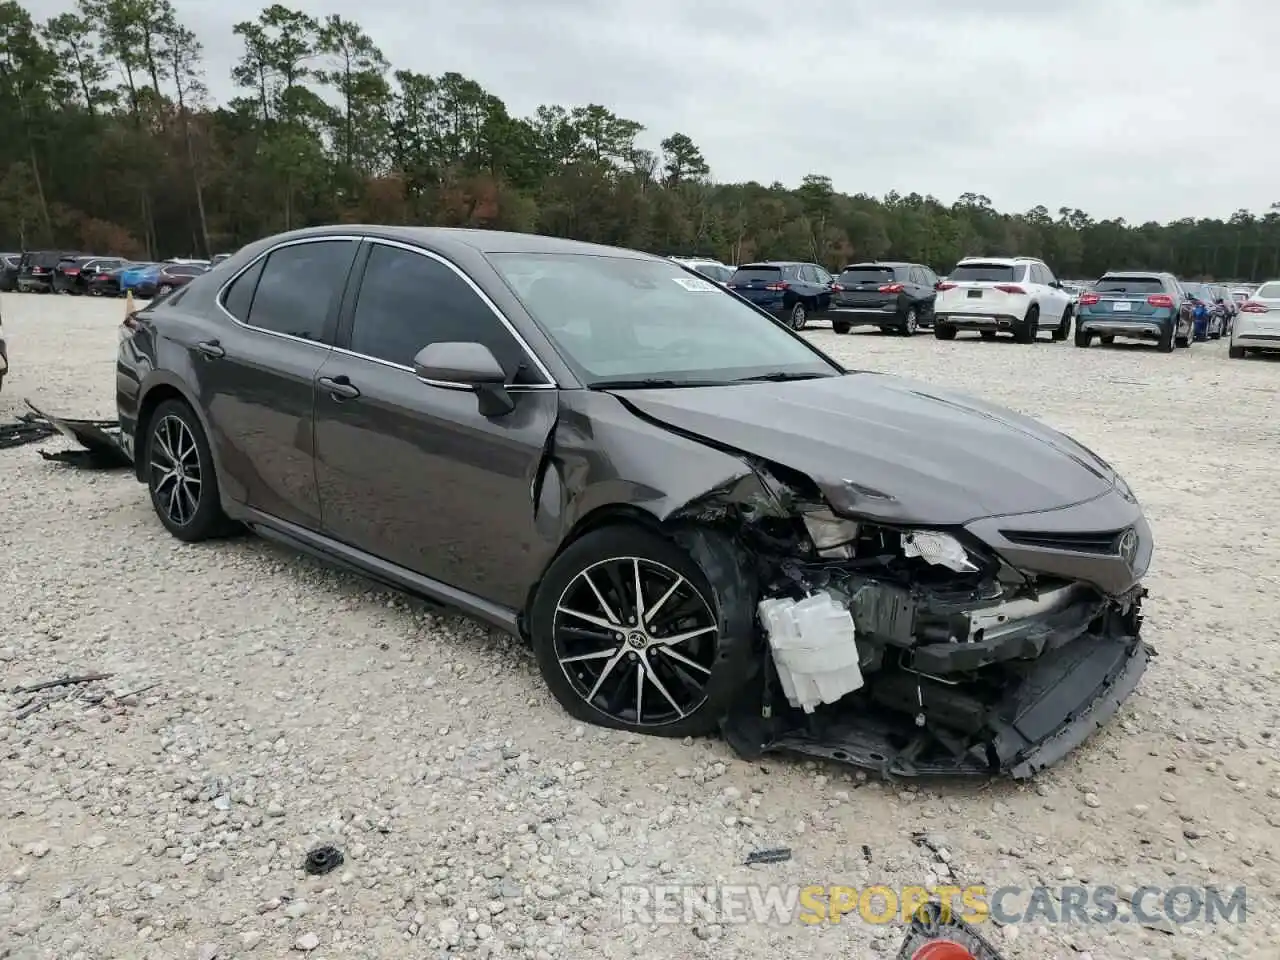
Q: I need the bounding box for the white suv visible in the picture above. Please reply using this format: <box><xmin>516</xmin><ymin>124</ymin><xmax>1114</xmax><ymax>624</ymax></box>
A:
<box><xmin>933</xmin><ymin>256</ymin><xmax>1076</xmax><ymax>343</ymax></box>
<box><xmin>669</xmin><ymin>256</ymin><xmax>735</xmax><ymax>286</ymax></box>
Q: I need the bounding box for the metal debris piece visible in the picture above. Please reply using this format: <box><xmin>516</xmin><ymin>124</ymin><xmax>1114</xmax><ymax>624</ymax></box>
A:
<box><xmin>24</xmin><ymin>400</ymin><xmax>130</xmax><ymax>468</ymax></box>
<box><xmin>304</xmin><ymin>845</ymin><xmax>344</xmax><ymax>876</ymax></box>
<box><xmin>11</xmin><ymin>673</ymin><xmax>113</xmax><ymax>695</ymax></box>
<box><xmin>0</xmin><ymin>413</ymin><xmax>56</xmax><ymax>450</ymax></box>
<box><xmin>743</xmin><ymin>847</ymin><xmax>791</xmax><ymax>866</ymax></box>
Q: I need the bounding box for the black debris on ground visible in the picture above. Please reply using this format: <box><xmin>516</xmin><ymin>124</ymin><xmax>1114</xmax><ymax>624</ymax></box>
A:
<box><xmin>0</xmin><ymin>413</ymin><xmax>57</xmax><ymax>450</ymax></box>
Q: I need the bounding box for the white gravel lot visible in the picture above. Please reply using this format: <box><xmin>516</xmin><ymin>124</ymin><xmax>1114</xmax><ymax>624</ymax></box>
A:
<box><xmin>1</xmin><ymin>294</ymin><xmax>1278</xmax><ymax>960</ymax></box>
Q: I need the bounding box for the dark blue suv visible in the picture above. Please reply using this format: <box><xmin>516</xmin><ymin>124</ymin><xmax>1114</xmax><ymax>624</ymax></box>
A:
<box><xmin>726</xmin><ymin>261</ymin><xmax>834</xmax><ymax>330</ymax></box>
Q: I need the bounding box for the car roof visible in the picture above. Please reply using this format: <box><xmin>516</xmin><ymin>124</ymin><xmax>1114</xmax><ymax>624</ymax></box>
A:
<box><xmin>842</xmin><ymin>261</ymin><xmax>911</xmax><ymax>268</ymax></box>
<box><xmin>736</xmin><ymin>261</ymin><xmax>805</xmax><ymax>267</ymax></box>
<box><xmin>255</xmin><ymin>224</ymin><xmax>662</xmax><ymax>262</ymax></box>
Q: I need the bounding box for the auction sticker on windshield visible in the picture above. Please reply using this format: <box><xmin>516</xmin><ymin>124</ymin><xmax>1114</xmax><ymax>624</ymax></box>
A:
<box><xmin>672</xmin><ymin>277</ymin><xmax>719</xmax><ymax>292</ymax></box>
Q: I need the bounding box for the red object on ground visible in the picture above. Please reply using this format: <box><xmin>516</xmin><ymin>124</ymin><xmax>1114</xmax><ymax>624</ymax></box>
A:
<box><xmin>911</xmin><ymin>940</ymin><xmax>979</xmax><ymax>960</ymax></box>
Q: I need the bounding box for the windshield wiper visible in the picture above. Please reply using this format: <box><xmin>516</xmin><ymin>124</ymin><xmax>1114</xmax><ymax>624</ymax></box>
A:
<box><xmin>732</xmin><ymin>371</ymin><xmax>834</xmax><ymax>383</ymax></box>
<box><xmin>588</xmin><ymin>378</ymin><xmax>731</xmax><ymax>390</ymax></box>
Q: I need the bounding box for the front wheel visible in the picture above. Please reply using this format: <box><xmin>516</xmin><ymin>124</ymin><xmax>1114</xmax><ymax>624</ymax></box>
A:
<box><xmin>145</xmin><ymin>399</ymin><xmax>236</xmax><ymax>542</ymax></box>
<box><xmin>789</xmin><ymin>302</ymin><xmax>807</xmax><ymax>331</ymax></box>
<box><xmin>529</xmin><ymin>525</ymin><xmax>752</xmax><ymax>737</ymax></box>
<box><xmin>832</xmin><ymin>322</ymin><xmax>850</xmax><ymax>335</ymax></box>
<box><xmin>933</xmin><ymin>324</ymin><xmax>957</xmax><ymax>341</ymax></box>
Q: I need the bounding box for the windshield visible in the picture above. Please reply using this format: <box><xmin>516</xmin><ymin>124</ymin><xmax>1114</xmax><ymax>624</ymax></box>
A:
<box><xmin>488</xmin><ymin>253</ymin><xmax>842</xmax><ymax>386</ymax></box>
<box><xmin>1095</xmin><ymin>276</ymin><xmax>1166</xmax><ymax>294</ymax></box>
<box><xmin>949</xmin><ymin>262</ymin><xmax>1021</xmax><ymax>282</ymax></box>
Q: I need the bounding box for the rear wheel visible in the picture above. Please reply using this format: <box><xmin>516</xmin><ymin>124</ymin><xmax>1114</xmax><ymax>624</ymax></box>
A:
<box><xmin>789</xmin><ymin>302</ymin><xmax>807</xmax><ymax>331</ymax></box>
<box><xmin>529</xmin><ymin>525</ymin><xmax>751</xmax><ymax>737</ymax></box>
<box><xmin>900</xmin><ymin>308</ymin><xmax>919</xmax><ymax>336</ymax></box>
<box><xmin>979</xmin><ymin>330</ymin><xmax>997</xmax><ymax>341</ymax></box>
<box><xmin>145</xmin><ymin>399</ymin><xmax>237</xmax><ymax>542</ymax></box>
<box><xmin>1052</xmin><ymin>308</ymin><xmax>1072</xmax><ymax>341</ymax></box>
<box><xmin>832</xmin><ymin>322</ymin><xmax>850</xmax><ymax>335</ymax></box>
<box><xmin>1100</xmin><ymin>335</ymin><xmax>1115</xmax><ymax>345</ymax></box>
<box><xmin>1015</xmin><ymin>307</ymin><xmax>1039</xmax><ymax>344</ymax></box>
<box><xmin>1229</xmin><ymin>345</ymin><xmax>1246</xmax><ymax>359</ymax></box>
<box><xmin>933</xmin><ymin>324</ymin><xmax>957</xmax><ymax>341</ymax></box>
<box><xmin>1159</xmin><ymin>324</ymin><xmax>1176</xmax><ymax>352</ymax></box>
<box><xmin>1074</xmin><ymin>328</ymin><xmax>1092</xmax><ymax>348</ymax></box>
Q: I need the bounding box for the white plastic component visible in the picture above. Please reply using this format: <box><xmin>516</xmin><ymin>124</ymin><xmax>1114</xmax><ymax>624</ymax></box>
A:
<box><xmin>757</xmin><ymin>592</ymin><xmax>864</xmax><ymax>714</ymax></box>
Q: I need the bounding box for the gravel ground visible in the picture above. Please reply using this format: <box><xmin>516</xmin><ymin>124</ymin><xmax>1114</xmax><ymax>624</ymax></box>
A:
<box><xmin>1</xmin><ymin>294</ymin><xmax>1278</xmax><ymax>960</ymax></box>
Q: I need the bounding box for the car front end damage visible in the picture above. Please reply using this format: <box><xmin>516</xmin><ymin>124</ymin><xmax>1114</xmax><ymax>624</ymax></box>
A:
<box><xmin>672</xmin><ymin>462</ymin><xmax>1152</xmax><ymax>779</ymax></box>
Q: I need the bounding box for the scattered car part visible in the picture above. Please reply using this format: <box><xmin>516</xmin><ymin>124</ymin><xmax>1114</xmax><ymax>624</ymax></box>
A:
<box><xmin>22</xmin><ymin>400</ymin><xmax>130</xmax><ymax>467</ymax></box>
<box><xmin>0</xmin><ymin>413</ymin><xmax>57</xmax><ymax>450</ymax></box>
<box><xmin>304</xmin><ymin>845</ymin><xmax>344</xmax><ymax>875</ymax></box>
<box><xmin>895</xmin><ymin>899</ymin><xmax>1008</xmax><ymax>960</ymax></box>
<box><xmin>743</xmin><ymin>847</ymin><xmax>792</xmax><ymax>866</ymax></box>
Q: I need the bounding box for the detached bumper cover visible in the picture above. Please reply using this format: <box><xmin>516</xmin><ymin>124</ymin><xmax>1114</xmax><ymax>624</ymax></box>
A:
<box><xmin>723</xmin><ymin>613</ymin><xmax>1151</xmax><ymax>779</ymax></box>
<box><xmin>22</xmin><ymin>400</ymin><xmax>132</xmax><ymax>468</ymax></box>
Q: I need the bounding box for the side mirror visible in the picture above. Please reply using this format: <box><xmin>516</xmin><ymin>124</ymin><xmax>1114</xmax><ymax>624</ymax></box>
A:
<box><xmin>412</xmin><ymin>341</ymin><xmax>514</xmax><ymax>417</ymax></box>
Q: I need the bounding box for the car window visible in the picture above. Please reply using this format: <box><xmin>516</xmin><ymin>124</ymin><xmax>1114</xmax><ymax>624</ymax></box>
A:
<box><xmin>949</xmin><ymin>263</ymin><xmax>1020</xmax><ymax>282</ymax></box>
<box><xmin>488</xmin><ymin>252</ymin><xmax>840</xmax><ymax>385</ymax></box>
<box><xmin>728</xmin><ymin>265</ymin><xmax>783</xmax><ymax>285</ymax></box>
<box><xmin>243</xmin><ymin>240</ymin><xmax>355</xmax><ymax>342</ymax></box>
<box><xmin>1255</xmin><ymin>282</ymin><xmax>1280</xmax><ymax>299</ymax></box>
<box><xmin>221</xmin><ymin>258</ymin><xmax>265</xmax><ymax>322</ymax></box>
<box><xmin>838</xmin><ymin>266</ymin><xmax>896</xmax><ymax>285</ymax></box>
<box><xmin>348</xmin><ymin>243</ymin><xmax>536</xmax><ymax>383</ymax></box>
<box><xmin>813</xmin><ymin>266</ymin><xmax>832</xmax><ymax>284</ymax></box>
<box><xmin>1040</xmin><ymin>263</ymin><xmax>1058</xmax><ymax>285</ymax></box>
<box><xmin>797</xmin><ymin>265</ymin><xmax>816</xmax><ymax>283</ymax></box>
<box><xmin>1095</xmin><ymin>276</ymin><xmax>1167</xmax><ymax>294</ymax></box>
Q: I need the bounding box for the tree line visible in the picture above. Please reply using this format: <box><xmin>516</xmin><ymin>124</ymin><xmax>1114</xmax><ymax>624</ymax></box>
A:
<box><xmin>2</xmin><ymin>0</ymin><xmax>1278</xmax><ymax>280</ymax></box>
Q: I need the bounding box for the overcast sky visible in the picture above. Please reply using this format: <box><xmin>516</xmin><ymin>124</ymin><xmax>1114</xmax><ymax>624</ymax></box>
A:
<box><xmin>27</xmin><ymin>0</ymin><xmax>1280</xmax><ymax>223</ymax></box>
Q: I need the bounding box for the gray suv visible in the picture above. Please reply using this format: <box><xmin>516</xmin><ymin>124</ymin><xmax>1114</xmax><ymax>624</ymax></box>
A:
<box><xmin>1074</xmin><ymin>272</ymin><xmax>1195</xmax><ymax>352</ymax></box>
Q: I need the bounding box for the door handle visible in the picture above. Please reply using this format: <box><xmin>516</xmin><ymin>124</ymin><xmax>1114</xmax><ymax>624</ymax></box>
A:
<box><xmin>318</xmin><ymin>375</ymin><xmax>360</xmax><ymax>400</ymax></box>
<box><xmin>196</xmin><ymin>340</ymin><xmax>225</xmax><ymax>359</ymax></box>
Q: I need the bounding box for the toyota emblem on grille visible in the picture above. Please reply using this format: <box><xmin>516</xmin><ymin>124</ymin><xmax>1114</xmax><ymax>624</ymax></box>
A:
<box><xmin>1116</xmin><ymin>528</ymin><xmax>1138</xmax><ymax>567</ymax></box>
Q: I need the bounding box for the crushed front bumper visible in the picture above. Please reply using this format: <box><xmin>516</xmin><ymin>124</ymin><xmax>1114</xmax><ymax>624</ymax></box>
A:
<box><xmin>723</xmin><ymin>598</ymin><xmax>1151</xmax><ymax>779</ymax></box>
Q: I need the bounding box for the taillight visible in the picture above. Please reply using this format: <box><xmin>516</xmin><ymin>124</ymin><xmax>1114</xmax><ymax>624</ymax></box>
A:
<box><xmin>1079</xmin><ymin>292</ymin><xmax>1100</xmax><ymax>305</ymax></box>
<box><xmin>64</xmin><ymin>268</ymin><xmax>80</xmax><ymax>275</ymax></box>
<box><xmin>1147</xmin><ymin>294</ymin><xmax>1174</xmax><ymax>308</ymax></box>
<box><xmin>96</xmin><ymin>274</ymin><xmax>109</xmax><ymax>280</ymax></box>
<box><xmin>1240</xmin><ymin>301</ymin><xmax>1270</xmax><ymax>313</ymax></box>
<box><xmin>878</xmin><ymin>283</ymin><xmax>905</xmax><ymax>293</ymax></box>
<box><xmin>993</xmin><ymin>284</ymin><xmax>1026</xmax><ymax>295</ymax></box>
<box><xmin>764</xmin><ymin>282</ymin><xmax>789</xmax><ymax>291</ymax></box>
<box><xmin>936</xmin><ymin>282</ymin><xmax>957</xmax><ymax>291</ymax></box>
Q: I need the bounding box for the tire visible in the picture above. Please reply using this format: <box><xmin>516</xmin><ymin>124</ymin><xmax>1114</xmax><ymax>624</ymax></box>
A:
<box><xmin>979</xmin><ymin>331</ymin><xmax>997</xmax><ymax>341</ymax></box>
<box><xmin>933</xmin><ymin>324</ymin><xmax>957</xmax><ymax>341</ymax></box>
<box><xmin>144</xmin><ymin>399</ymin><xmax>236</xmax><ymax>542</ymax></box>
<box><xmin>832</xmin><ymin>322</ymin><xmax>850</xmax><ymax>335</ymax></box>
<box><xmin>1052</xmin><ymin>308</ymin><xmax>1072</xmax><ymax>341</ymax></box>
<box><xmin>1015</xmin><ymin>307</ymin><xmax>1039</xmax><ymax>344</ymax></box>
<box><xmin>1229</xmin><ymin>345</ymin><xmax>1246</xmax><ymax>359</ymax></box>
<box><xmin>528</xmin><ymin>525</ymin><xmax>753</xmax><ymax>738</ymax></box>
<box><xmin>157</xmin><ymin>284</ymin><xmax>173</xmax><ymax>296</ymax></box>
<box><xmin>789</xmin><ymin>302</ymin><xmax>807</xmax><ymax>331</ymax></box>
<box><xmin>901</xmin><ymin>308</ymin><xmax>919</xmax><ymax>336</ymax></box>
<box><xmin>1159</xmin><ymin>324</ymin><xmax>1176</xmax><ymax>351</ymax></box>
<box><xmin>1100</xmin><ymin>335</ymin><xmax>1115</xmax><ymax>345</ymax></box>
<box><xmin>1074</xmin><ymin>328</ymin><xmax>1092</xmax><ymax>348</ymax></box>
<box><xmin>1176</xmin><ymin>334</ymin><xmax>1190</xmax><ymax>348</ymax></box>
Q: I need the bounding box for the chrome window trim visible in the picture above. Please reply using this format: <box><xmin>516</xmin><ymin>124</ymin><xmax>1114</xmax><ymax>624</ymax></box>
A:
<box><xmin>358</xmin><ymin>237</ymin><xmax>557</xmax><ymax>387</ymax></box>
<box><xmin>215</xmin><ymin>234</ymin><xmax>363</xmax><ymax>349</ymax></box>
<box><xmin>215</xmin><ymin>234</ymin><xmax>558</xmax><ymax>388</ymax></box>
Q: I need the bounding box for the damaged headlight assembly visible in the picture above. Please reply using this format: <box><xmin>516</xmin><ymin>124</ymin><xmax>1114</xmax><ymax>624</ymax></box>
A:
<box><xmin>900</xmin><ymin>529</ymin><xmax>980</xmax><ymax>574</ymax></box>
<box><xmin>800</xmin><ymin>509</ymin><xmax>860</xmax><ymax>559</ymax></box>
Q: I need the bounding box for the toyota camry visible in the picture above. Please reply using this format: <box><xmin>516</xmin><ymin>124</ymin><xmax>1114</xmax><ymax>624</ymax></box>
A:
<box><xmin>115</xmin><ymin>226</ymin><xmax>1153</xmax><ymax>779</ymax></box>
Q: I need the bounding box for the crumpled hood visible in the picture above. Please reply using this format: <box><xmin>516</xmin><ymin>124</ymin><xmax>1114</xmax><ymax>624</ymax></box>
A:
<box><xmin>616</xmin><ymin>371</ymin><xmax>1117</xmax><ymax>525</ymax></box>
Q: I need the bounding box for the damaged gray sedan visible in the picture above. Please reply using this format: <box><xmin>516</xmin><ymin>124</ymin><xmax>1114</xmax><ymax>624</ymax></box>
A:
<box><xmin>115</xmin><ymin>226</ymin><xmax>1152</xmax><ymax>779</ymax></box>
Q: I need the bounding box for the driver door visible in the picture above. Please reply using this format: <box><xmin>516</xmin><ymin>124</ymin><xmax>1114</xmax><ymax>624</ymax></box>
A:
<box><xmin>312</xmin><ymin>240</ymin><xmax>557</xmax><ymax>609</ymax></box>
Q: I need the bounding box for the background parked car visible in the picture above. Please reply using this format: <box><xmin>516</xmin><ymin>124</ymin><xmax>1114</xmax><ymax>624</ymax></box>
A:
<box><xmin>1180</xmin><ymin>282</ymin><xmax>1224</xmax><ymax>340</ymax></box>
<box><xmin>1075</xmin><ymin>272</ymin><xmax>1193</xmax><ymax>352</ymax></box>
<box><xmin>53</xmin><ymin>255</ymin><xmax>128</xmax><ymax>295</ymax></box>
<box><xmin>827</xmin><ymin>261</ymin><xmax>938</xmax><ymax>336</ymax></box>
<box><xmin>1230</xmin><ymin>280</ymin><xmax>1280</xmax><ymax>358</ymax></box>
<box><xmin>0</xmin><ymin>253</ymin><xmax>18</xmax><ymax>292</ymax></box>
<box><xmin>117</xmin><ymin>262</ymin><xmax>161</xmax><ymax>296</ymax></box>
<box><xmin>134</xmin><ymin>261</ymin><xmax>210</xmax><ymax>298</ymax></box>
<box><xmin>725</xmin><ymin>261</ymin><xmax>834</xmax><ymax>330</ymax></box>
<box><xmin>669</xmin><ymin>256</ymin><xmax>735</xmax><ymax>285</ymax></box>
<box><xmin>932</xmin><ymin>256</ymin><xmax>1074</xmax><ymax>343</ymax></box>
<box><xmin>16</xmin><ymin>250</ymin><xmax>84</xmax><ymax>292</ymax></box>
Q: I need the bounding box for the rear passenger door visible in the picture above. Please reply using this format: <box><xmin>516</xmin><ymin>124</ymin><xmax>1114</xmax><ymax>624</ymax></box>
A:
<box><xmin>201</xmin><ymin>237</ymin><xmax>358</xmax><ymax>529</ymax></box>
<box><xmin>312</xmin><ymin>239</ymin><xmax>558</xmax><ymax>608</ymax></box>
